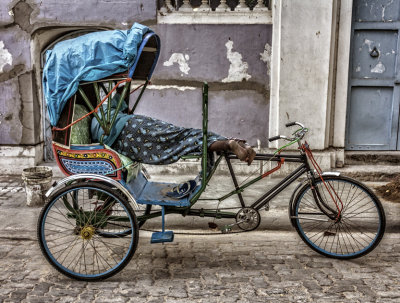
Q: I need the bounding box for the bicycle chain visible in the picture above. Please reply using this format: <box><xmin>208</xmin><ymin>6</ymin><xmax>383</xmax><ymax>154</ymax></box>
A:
<box><xmin>140</xmin><ymin>228</ymin><xmax>250</xmax><ymax>236</ymax></box>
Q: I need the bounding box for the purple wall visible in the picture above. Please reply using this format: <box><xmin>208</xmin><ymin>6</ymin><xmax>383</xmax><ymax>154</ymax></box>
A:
<box><xmin>0</xmin><ymin>1</ymin><xmax>272</xmax><ymax>154</ymax></box>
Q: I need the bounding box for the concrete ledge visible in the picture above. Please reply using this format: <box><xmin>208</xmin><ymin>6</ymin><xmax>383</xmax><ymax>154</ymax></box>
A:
<box><xmin>0</xmin><ymin>144</ymin><xmax>43</xmax><ymax>174</ymax></box>
<box><xmin>6</xmin><ymin>148</ymin><xmax>334</xmax><ymax>176</ymax></box>
<box><xmin>337</xmin><ymin>164</ymin><xmax>400</xmax><ymax>182</ymax></box>
<box><xmin>345</xmin><ymin>151</ymin><xmax>400</xmax><ymax>166</ymax></box>
<box><xmin>145</xmin><ymin>150</ymin><xmax>333</xmax><ymax>177</ymax></box>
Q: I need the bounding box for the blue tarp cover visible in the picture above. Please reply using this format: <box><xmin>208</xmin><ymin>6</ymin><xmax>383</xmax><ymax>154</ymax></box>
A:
<box><xmin>42</xmin><ymin>23</ymin><xmax>150</xmax><ymax>126</ymax></box>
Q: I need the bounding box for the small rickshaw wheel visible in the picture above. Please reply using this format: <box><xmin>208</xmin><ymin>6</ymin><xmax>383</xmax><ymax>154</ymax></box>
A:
<box><xmin>37</xmin><ymin>181</ymin><xmax>139</xmax><ymax>280</ymax></box>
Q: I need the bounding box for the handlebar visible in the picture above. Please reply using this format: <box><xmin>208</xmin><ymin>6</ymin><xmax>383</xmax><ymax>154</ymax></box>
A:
<box><xmin>268</xmin><ymin>122</ymin><xmax>308</xmax><ymax>143</ymax></box>
<box><xmin>286</xmin><ymin>121</ymin><xmax>305</xmax><ymax>129</ymax></box>
<box><xmin>268</xmin><ymin>135</ymin><xmax>281</xmax><ymax>142</ymax></box>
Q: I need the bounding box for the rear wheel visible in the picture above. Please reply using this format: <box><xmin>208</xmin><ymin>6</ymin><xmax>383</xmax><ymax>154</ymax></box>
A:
<box><xmin>37</xmin><ymin>182</ymin><xmax>138</xmax><ymax>280</ymax></box>
<box><xmin>292</xmin><ymin>176</ymin><xmax>385</xmax><ymax>259</ymax></box>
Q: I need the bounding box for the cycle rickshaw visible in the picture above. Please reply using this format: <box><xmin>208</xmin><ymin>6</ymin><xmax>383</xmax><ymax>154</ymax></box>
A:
<box><xmin>37</xmin><ymin>24</ymin><xmax>386</xmax><ymax>281</ymax></box>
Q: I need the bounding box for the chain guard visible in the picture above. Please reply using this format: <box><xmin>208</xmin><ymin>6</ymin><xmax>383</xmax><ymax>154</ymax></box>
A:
<box><xmin>235</xmin><ymin>207</ymin><xmax>261</xmax><ymax>231</ymax></box>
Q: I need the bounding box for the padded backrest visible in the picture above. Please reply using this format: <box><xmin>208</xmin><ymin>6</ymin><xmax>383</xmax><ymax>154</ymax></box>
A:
<box><xmin>70</xmin><ymin>104</ymin><xmax>91</xmax><ymax>145</ymax></box>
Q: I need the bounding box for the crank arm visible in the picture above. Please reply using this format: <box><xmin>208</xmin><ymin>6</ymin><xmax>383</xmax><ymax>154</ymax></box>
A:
<box><xmin>221</xmin><ymin>219</ymin><xmax>246</xmax><ymax>233</ymax></box>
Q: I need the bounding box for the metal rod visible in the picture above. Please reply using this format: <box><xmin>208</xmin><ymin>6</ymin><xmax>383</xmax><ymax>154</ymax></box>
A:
<box><xmin>225</xmin><ymin>156</ymin><xmax>246</xmax><ymax>207</ymax></box>
<box><xmin>218</xmin><ymin>174</ymin><xmax>263</xmax><ymax>202</ymax></box>
<box><xmin>190</xmin><ymin>82</ymin><xmax>209</xmax><ymax>204</ymax></box>
<box><xmin>251</xmin><ymin>165</ymin><xmax>308</xmax><ymax>210</ymax></box>
<box><xmin>109</xmin><ymin>83</ymin><xmax>129</xmax><ymax>129</ymax></box>
<box><xmin>107</xmin><ymin>81</ymin><xmax>112</xmax><ymax>126</ymax></box>
<box><xmin>78</xmin><ymin>87</ymin><xmax>103</xmax><ymax>128</ymax></box>
<box><xmin>226</xmin><ymin>153</ymin><xmax>304</xmax><ymax>161</ymax></box>
<box><xmin>93</xmin><ymin>82</ymin><xmax>108</xmax><ymax>134</ymax></box>
<box><xmin>130</xmin><ymin>80</ymin><xmax>149</xmax><ymax>114</ymax></box>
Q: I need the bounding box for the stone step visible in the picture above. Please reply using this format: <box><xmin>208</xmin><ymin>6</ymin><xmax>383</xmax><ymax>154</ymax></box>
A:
<box><xmin>345</xmin><ymin>151</ymin><xmax>400</xmax><ymax>166</ymax></box>
<box><xmin>337</xmin><ymin>164</ymin><xmax>400</xmax><ymax>182</ymax></box>
<box><xmin>43</xmin><ymin>158</ymin><xmax>399</xmax><ymax>183</ymax></box>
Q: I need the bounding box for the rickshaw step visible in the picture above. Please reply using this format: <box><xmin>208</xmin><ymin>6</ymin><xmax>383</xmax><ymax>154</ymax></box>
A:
<box><xmin>151</xmin><ymin>231</ymin><xmax>174</xmax><ymax>243</ymax></box>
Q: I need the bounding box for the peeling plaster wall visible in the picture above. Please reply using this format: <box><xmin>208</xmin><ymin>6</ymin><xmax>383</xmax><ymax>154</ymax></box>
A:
<box><xmin>153</xmin><ymin>25</ymin><xmax>271</xmax><ymax>88</ymax></box>
<box><xmin>0</xmin><ymin>25</ymin><xmax>31</xmax><ymax>80</ymax></box>
<box><xmin>140</xmin><ymin>24</ymin><xmax>272</xmax><ymax>146</ymax></box>
<box><xmin>0</xmin><ymin>0</ymin><xmax>272</xmax><ymax>173</ymax></box>
<box><xmin>29</xmin><ymin>0</ymin><xmax>156</xmax><ymax>28</ymax></box>
<box><xmin>0</xmin><ymin>78</ymin><xmax>23</xmax><ymax>144</ymax></box>
<box><xmin>0</xmin><ymin>0</ymin><xmax>157</xmax><ymax>170</ymax></box>
<box><xmin>0</xmin><ymin>1</ymin><xmax>14</xmax><ymax>26</ymax></box>
<box><xmin>0</xmin><ymin>24</ymin><xmax>32</xmax><ymax>145</ymax></box>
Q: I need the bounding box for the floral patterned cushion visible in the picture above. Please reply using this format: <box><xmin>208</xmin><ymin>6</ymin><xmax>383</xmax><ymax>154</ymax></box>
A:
<box><xmin>70</xmin><ymin>104</ymin><xmax>91</xmax><ymax>144</ymax></box>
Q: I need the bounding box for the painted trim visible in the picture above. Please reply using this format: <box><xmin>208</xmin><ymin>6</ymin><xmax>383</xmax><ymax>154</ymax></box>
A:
<box><xmin>268</xmin><ymin>0</ymin><xmax>282</xmax><ymax>149</ymax></box>
<box><xmin>333</xmin><ymin>0</ymin><xmax>353</xmax><ymax>148</ymax></box>
<box><xmin>157</xmin><ymin>11</ymin><xmax>272</xmax><ymax>25</ymax></box>
<box><xmin>52</xmin><ymin>142</ymin><xmax>123</xmax><ymax>180</ymax></box>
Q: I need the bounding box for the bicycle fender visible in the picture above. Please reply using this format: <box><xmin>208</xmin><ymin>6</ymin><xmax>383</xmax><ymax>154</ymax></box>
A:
<box><xmin>321</xmin><ymin>172</ymin><xmax>341</xmax><ymax>177</ymax></box>
<box><xmin>45</xmin><ymin>173</ymin><xmax>139</xmax><ymax>210</ymax></box>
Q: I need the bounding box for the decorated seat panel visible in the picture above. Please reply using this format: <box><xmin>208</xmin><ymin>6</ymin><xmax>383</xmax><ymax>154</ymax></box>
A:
<box><xmin>53</xmin><ymin>143</ymin><xmax>122</xmax><ymax>180</ymax></box>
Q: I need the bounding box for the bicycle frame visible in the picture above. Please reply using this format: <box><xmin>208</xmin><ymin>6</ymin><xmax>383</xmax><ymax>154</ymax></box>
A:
<box><xmin>138</xmin><ymin>151</ymin><xmax>322</xmax><ymax>222</ymax></box>
<box><xmin>136</xmin><ymin>83</ymin><xmax>339</xmax><ymax>223</ymax></box>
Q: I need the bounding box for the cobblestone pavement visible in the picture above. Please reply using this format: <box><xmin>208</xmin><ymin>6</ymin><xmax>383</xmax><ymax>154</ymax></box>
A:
<box><xmin>1</xmin><ymin>231</ymin><xmax>400</xmax><ymax>303</ymax></box>
<box><xmin>1</xmin><ymin>174</ymin><xmax>400</xmax><ymax>302</ymax></box>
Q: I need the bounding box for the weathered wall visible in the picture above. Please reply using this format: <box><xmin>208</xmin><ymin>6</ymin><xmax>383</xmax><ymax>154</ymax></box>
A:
<box><xmin>134</xmin><ymin>24</ymin><xmax>272</xmax><ymax>146</ymax></box>
<box><xmin>29</xmin><ymin>0</ymin><xmax>156</xmax><ymax>28</ymax></box>
<box><xmin>0</xmin><ymin>0</ymin><xmax>157</xmax><ymax>171</ymax></box>
<box><xmin>0</xmin><ymin>0</ymin><xmax>272</xmax><ymax>174</ymax></box>
<box><xmin>269</xmin><ymin>0</ymin><xmax>336</xmax><ymax>151</ymax></box>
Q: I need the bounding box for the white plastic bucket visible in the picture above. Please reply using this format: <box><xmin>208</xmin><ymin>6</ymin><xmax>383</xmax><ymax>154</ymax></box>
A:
<box><xmin>22</xmin><ymin>166</ymin><xmax>53</xmax><ymax>207</ymax></box>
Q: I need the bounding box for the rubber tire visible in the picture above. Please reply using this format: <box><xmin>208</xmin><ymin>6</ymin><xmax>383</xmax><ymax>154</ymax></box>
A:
<box><xmin>292</xmin><ymin>175</ymin><xmax>385</xmax><ymax>259</ymax></box>
<box><xmin>37</xmin><ymin>181</ymin><xmax>139</xmax><ymax>281</ymax></box>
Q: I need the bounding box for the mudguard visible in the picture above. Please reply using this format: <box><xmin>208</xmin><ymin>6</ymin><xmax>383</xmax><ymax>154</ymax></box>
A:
<box><xmin>45</xmin><ymin>173</ymin><xmax>139</xmax><ymax>210</ymax></box>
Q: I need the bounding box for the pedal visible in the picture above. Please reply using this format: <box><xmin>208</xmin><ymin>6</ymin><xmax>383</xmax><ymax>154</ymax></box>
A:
<box><xmin>151</xmin><ymin>231</ymin><xmax>174</xmax><ymax>243</ymax></box>
<box><xmin>221</xmin><ymin>225</ymin><xmax>232</xmax><ymax>234</ymax></box>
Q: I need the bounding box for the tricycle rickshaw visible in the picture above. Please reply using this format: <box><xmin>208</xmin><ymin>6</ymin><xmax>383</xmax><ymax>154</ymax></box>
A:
<box><xmin>37</xmin><ymin>24</ymin><xmax>386</xmax><ymax>281</ymax></box>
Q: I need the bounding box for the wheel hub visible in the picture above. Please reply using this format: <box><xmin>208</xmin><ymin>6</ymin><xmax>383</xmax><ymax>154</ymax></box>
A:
<box><xmin>80</xmin><ymin>226</ymin><xmax>96</xmax><ymax>240</ymax></box>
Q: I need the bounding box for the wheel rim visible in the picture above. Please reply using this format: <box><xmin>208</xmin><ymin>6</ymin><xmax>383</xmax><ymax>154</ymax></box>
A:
<box><xmin>295</xmin><ymin>179</ymin><xmax>383</xmax><ymax>258</ymax></box>
<box><xmin>40</xmin><ymin>186</ymin><xmax>136</xmax><ymax>278</ymax></box>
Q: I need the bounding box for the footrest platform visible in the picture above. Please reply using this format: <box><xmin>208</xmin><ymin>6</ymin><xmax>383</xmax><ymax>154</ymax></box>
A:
<box><xmin>151</xmin><ymin>231</ymin><xmax>174</xmax><ymax>243</ymax></box>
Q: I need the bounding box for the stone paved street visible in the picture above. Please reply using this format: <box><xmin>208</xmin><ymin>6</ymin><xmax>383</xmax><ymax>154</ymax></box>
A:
<box><xmin>1</xmin><ymin>174</ymin><xmax>400</xmax><ymax>302</ymax></box>
<box><xmin>1</xmin><ymin>231</ymin><xmax>400</xmax><ymax>303</ymax></box>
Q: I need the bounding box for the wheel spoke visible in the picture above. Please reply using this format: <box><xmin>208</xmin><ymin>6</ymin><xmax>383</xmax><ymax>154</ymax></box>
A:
<box><xmin>39</xmin><ymin>183</ymin><xmax>138</xmax><ymax>280</ymax></box>
<box><xmin>294</xmin><ymin>176</ymin><xmax>384</xmax><ymax>258</ymax></box>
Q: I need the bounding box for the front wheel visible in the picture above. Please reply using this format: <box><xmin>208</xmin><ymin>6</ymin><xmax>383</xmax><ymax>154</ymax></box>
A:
<box><xmin>292</xmin><ymin>176</ymin><xmax>385</xmax><ymax>259</ymax></box>
<box><xmin>37</xmin><ymin>182</ymin><xmax>139</xmax><ymax>280</ymax></box>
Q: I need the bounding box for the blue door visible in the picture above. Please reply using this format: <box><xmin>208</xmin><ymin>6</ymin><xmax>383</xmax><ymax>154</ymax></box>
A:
<box><xmin>346</xmin><ymin>0</ymin><xmax>400</xmax><ymax>150</ymax></box>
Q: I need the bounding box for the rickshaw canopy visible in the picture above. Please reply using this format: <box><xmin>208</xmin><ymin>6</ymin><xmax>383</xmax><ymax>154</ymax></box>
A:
<box><xmin>43</xmin><ymin>23</ymin><xmax>152</xmax><ymax>126</ymax></box>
